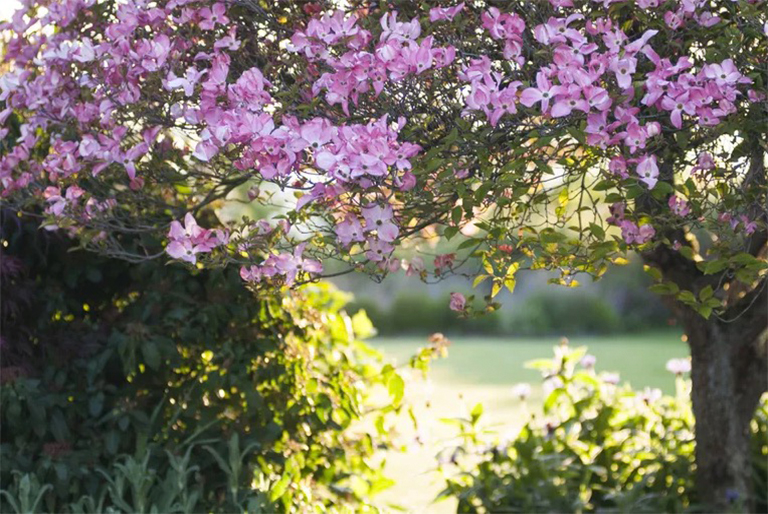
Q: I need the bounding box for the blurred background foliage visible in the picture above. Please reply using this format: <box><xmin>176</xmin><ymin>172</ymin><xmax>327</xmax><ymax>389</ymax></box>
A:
<box><xmin>345</xmin><ymin>257</ymin><xmax>672</xmax><ymax>336</ymax></box>
<box><xmin>0</xmin><ymin>212</ymin><xmax>406</xmax><ymax>513</ymax></box>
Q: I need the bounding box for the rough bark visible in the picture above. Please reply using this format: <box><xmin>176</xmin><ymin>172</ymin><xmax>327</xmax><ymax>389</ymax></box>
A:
<box><xmin>638</xmin><ymin>133</ymin><xmax>768</xmax><ymax>512</ymax></box>
<box><xmin>681</xmin><ymin>300</ymin><xmax>767</xmax><ymax>512</ymax></box>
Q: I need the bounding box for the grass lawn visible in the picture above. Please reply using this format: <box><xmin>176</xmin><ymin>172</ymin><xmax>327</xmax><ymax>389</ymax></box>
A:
<box><xmin>373</xmin><ymin>330</ymin><xmax>687</xmax><ymax>392</ymax></box>
<box><xmin>367</xmin><ymin>330</ymin><xmax>686</xmax><ymax>513</ymax></box>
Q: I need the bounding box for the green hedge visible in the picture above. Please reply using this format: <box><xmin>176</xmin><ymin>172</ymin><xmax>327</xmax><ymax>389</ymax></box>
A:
<box><xmin>347</xmin><ymin>256</ymin><xmax>672</xmax><ymax>337</ymax></box>
<box><xmin>350</xmin><ymin>293</ymin><xmax>502</xmax><ymax>336</ymax></box>
<box><xmin>506</xmin><ymin>291</ymin><xmax>622</xmax><ymax>335</ymax></box>
<box><xmin>0</xmin><ymin>215</ymin><xmax>402</xmax><ymax>513</ymax></box>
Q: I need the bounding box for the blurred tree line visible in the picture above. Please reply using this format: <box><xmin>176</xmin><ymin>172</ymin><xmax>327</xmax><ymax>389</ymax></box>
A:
<box><xmin>345</xmin><ymin>257</ymin><xmax>673</xmax><ymax>336</ymax></box>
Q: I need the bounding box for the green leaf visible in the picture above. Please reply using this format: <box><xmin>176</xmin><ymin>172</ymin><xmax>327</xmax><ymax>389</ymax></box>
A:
<box><xmin>540</xmin><ymin>230</ymin><xmax>566</xmax><ymax>244</ymax></box>
<box><xmin>474</xmin><ymin>182</ymin><xmax>494</xmax><ymax>203</ymax></box>
<box><xmin>699</xmin><ymin>286</ymin><xmax>714</xmax><ymax>301</ymax></box>
<box><xmin>387</xmin><ymin>373</ymin><xmax>405</xmax><ymax>406</ymax></box>
<box><xmin>649</xmin><ymin>282</ymin><xmax>679</xmax><ymax>295</ymax></box>
<box><xmin>351</xmin><ymin>310</ymin><xmax>375</xmax><ymax>339</ymax></box>
<box><xmin>451</xmin><ymin>206</ymin><xmax>462</xmax><ymax>226</ymax></box>
<box><xmin>525</xmin><ymin>358</ymin><xmax>556</xmax><ymax>371</ymax></box>
<box><xmin>141</xmin><ymin>341</ymin><xmax>161</xmax><ymax>370</ymax></box>
<box><xmin>592</xmin><ymin>180</ymin><xmax>613</xmax><ymax>192</ymax></box>
<box><xmin>644</xmin><ymin>265</ymin><xmax>662</xmax><ymax>281</ymax></box>
<box><xmin>473</xmin><ymin>274</ymin><xmax>489</xmax><ymax>288</ymax></box>
<box><xmin>269</xmin><ymin>474</ymin><xmax>292</xmax><ymax>502</ymax></box>
<box><xmin>701</xmin><ymin>259</ymin><xmax>728</xmax><ymax>275</ymax></box>
<box><xmin>589</xmin><ymin>223</ymin><xmax>605</xmax><ymax>239</ymax></box>
<box><xmin>470</xmin><ymin>403</ymin><xmax>484</xmax><ymax>425</ymax></box>
<box><xmin>491</xmin><ymin>280</ymin><xmax>502</xmax><ymax>298</ymax></box>
<box><xmin>504</xmin><ymin>262</ymin><xmax>520</xmax><ymax>294</ymax></box>
<box><xmin>677</xmin><ymin>290</ymin><xmax>697</xmax><ymax>305</ymax></box>
<box><xmin>678</xmin><ymin>246</ymin><xmax>695</xmax><ymax>261</ymax></box>
<box><xmin>89</xmin><ymin>392</ymin><xmax>105</xmax><ymax>417</ymax></box>
<box><xmin>50</xmin><ymin>410</ymin><xmax>70</xmax><ymax>442</ymax></box>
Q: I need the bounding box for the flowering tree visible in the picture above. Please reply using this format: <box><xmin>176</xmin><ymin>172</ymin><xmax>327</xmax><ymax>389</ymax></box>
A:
<box><xmin>1</xmin><ymin>0</ymin><xmax>766</xmax><ymax>508</ymax></box>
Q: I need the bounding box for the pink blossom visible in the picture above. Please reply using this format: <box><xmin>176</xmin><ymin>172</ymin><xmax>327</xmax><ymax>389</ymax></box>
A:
<box><xmin>609</xmin><ymin>57</ymin><xmax>637</xmax><ymax>89</ymax></box>
<box><xmin>336</xmin><ymin>215</ymin><xmax>365</xmax><ymax>246</ymax></box>
<box><xmin>636</xmin><ymin>154</ymin><xmax>659</xmax><ymax>189</ymax></box>
<box><xmin>449</xmin><ymin>292</ymin><xmax>466</xmax><ymax>312</ymax></box>
<box><xmin>404</xmin><ymin>256</ymin><xmax>425</xmax><ymax>276</ymax></box>
<box><xmin>551</xmin><ymin>86</ymin><xmax>589</xmax><ymax>118</ymax></box>
<box><xmin>664</xmin><ymin>11</ymin><xmax>683</xmax><ymax>30</ymax></box>
<box><xmin>620</xmin><ymin>221</ymin><xmax>655</xmax><ymax>245</ymax></box>
<box><xmin>740</xmin><ymin>216</ymin><xmax>757</xmax><ymax>235</ymax></box>
<box><xmin>520</xmin><ymin>72</ymin><xmax>563</xmax><ymax>113</ymax></box>
<box><xmin>695</xmin><ymin>152</ymin><xmax>715</xmax><ymax>172</ymax></box>
<box><xmin>366</xmin><ymin>239</ymin><xmax>394</xmax><ymax>262</ymax></box>
<box><xmin>668</xmin><ymin>195</ymin><xmax>690</xmax><ymax>217</ymax></box>
<box><xmin>511</xmin><ymin>382</ymin><xmax>532</xmax><ymax>399</ymax></box>
<box><xmin>166</xmin><ymin>213</ymin><xmax>221</xmax><ymax>264</ymax></box>
<box><xmin>703</xmin><ymin>59</ymin><xmax>744</xmax><ymax>87</ymax></box>
<box><xmin>363</xmin><ymin>203</ymin><xmax>399</xmax><ymax>242</ymax></box>
<box><xmin>434</xmin><ymin>253</ymin><xmax>456</xmax><ymax>273</ymax></box>
<box><xmin>482</xmin><ymin>8</ymin><xmax>526</xmax><ymax>41</ymax></box>
<box><xmin>199</xmin><ymin>3</ymin><xmax>229</xmax><ymax>31</ymax></box>
<box><xmin>429</xmin><ymin>3</ymin><xmax>464</xmax><ymax>22</ymax></box>
<box><xmin>608</xmin><ymin>156</ymin><xmax>629</xmax><ymax>178</ymax></box>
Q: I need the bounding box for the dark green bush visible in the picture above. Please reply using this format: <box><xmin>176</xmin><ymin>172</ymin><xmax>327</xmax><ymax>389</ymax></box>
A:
<box><xmin>506</xmin><ymin>291</ymin><xmax>622</xmax><ymax>335</ymax></box>
<box><xmin>387</xmin><ymin>293</ymin><xmax>447</xmax><ymax>334</ymax></box>
<box><xmin>0</xmin><ymin>215</ymin><xmax>402</xmax><ymax>513</ymax></box>
<box><xmin>438</xmin><ymin>344</ymin><xmax>768</xmax><ymax>513</ymax></box>
<box><xmin>349</xmin><ymin>293</ymin><xmax>502</xmax><ymax>336</ymax></box>
<box><xmin>595</xmin><ymin>259</ymin><xmax>673</xmax><ymax>332</ymax></box>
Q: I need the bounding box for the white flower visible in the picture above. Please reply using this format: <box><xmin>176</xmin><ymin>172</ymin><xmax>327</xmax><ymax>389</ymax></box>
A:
<box><xmin>542</xmin><ymin>377</ymin><xmax>564</xmax><ymax>395</ymax></box>
<box><xmin>666</xmin><ymin>357</ymin><xmax>691</xmax><ymax>375</ymax></box>
<box><xmin>511</xmin><ymin>382</ymin><xmax>532</xmax><ymax>400</ymax></box>
<box><xmin>580</xmin><ymin>354</ymin><xmax>596</xmax><ymax>369</ymax></box>
<box><xmin>639</xmin><ymin>387</ymin><xmax>662</xmax><ymax>404</ymax></box>
<box><xmin>602</xmin><ymin>372</ymin><xmax>620</xmax><ymax>385</ymax></box>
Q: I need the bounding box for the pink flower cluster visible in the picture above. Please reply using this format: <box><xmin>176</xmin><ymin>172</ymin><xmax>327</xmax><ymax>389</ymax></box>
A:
<box><xmin>607</xmin><ymin>202</ymin><xmax>656</xmax><ymax>244</ymax></box>
<box><xmin>0</xmin><ymin>0</ymin><xmax>179</xmax><ymax>193</ymax></box>
<box><xmin>335</xmin><ymin>202</ymin><xmax>402</xmax><ymax>265</ymax></box>
<box><xmin>166</xmin><ymin>213</ymin><xmax>228</xmax><ymax>265</ymax></box>
<box><xmin>718</xmin><ymin>213</ymin><xmax>758</xmax><ymax>235</ymax></box>
<box><xmin>481</xmin><ymin>8</ymin><xmax>526</xmax><ymax>65</ymax></box>
<box><xmin>44</xmin><ymin>185</ymin><xmax>85</xmax><ymax>217</ymax></box>
<box><xmin>239</xmin><ymin>243</ymin><xmax>322</xmax><ymax>287</ymax></box>
<box><xmin>668</xmin><ymin>195</ymin><xmax>690</xmax><ymax>217</ymax></box>
<box><xmin>649</xmin><ymin>58</ymin><xmax>750</xmax><ymax>130</ymax></box>
<box><xmin>429</xmin><ymin>3</ymin><xmax>465</xmax><ymax>23</ymax></box>
<box><xmin>289</xmin><ymin>11</ymin><xmax>456</xmax><ymax>114</ymax></box>
<box><xmin>460</xmin><ymin>5</ymin><xmax>754</xmax><ymax>240</ymax></box>
<box><xmin>460</xmin><ymin>57</ymin><xmax>522</xmax><ymax>127</ymax></box>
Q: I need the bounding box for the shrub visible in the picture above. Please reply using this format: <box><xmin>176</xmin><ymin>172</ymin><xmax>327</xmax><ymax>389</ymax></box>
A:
<box><xmin>438</xmin><ymin>343</ymin><xmax>768</xmax><ymax>513</ymax></box>
<box><xmin>0</xmin><ymin>215</ymin><xmax>403</xmax><ymax>513</ymax></box>
<box><xmin>506</xmin><ymin>292</ymin><xmax>622</xmax><ymax>336</ymax></box>
<box><xmin>349</xmin><ymin>293</ymin><xmax>502</xmax><ymax>336</ymax></box>
<box><xmin>387</xmin><ymin>293</ymin><xmax>450</xmax><ymax>334</ymax></box>
<box><xmin>595</xmin><ymin>259</ymin><xmax>673</xmax><ymax>332</ymax></box>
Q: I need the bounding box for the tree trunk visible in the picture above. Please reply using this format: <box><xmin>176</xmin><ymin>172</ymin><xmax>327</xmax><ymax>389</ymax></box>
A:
<box><xmin>682</xmin><ymin>307</ymin><xmax>767</xmax><ymax>512</ymax></box>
